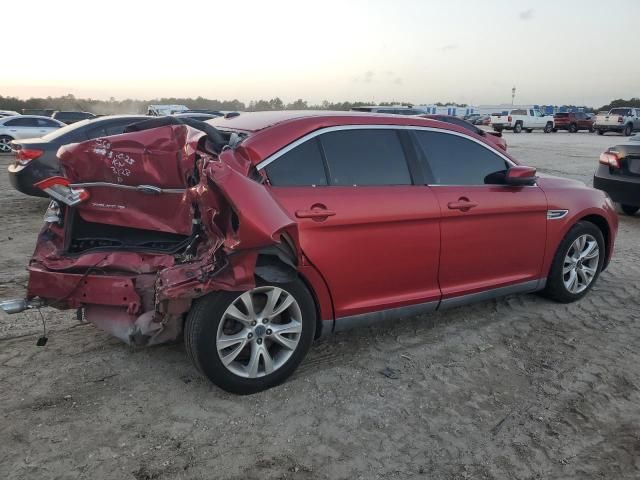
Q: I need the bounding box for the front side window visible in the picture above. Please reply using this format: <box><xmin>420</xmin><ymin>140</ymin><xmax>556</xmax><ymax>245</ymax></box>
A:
<box><xmin>319</xmin><ymin>129</ymin><xmax>412</xmax><ymax>186</ymax></box>
<box><xmin>4</xmin><ymin>118</ymin><xmax>39</xmax><ymax>127</ymax></box>
<box><xmin>265</xmin><ymin>138</ymin><xmax>327</xmax><ymax>187</ymax></box>
<box><xmin>413</xmin><ymin>130</ymin><xmax>508</xmax><ymax>185</ymax></box>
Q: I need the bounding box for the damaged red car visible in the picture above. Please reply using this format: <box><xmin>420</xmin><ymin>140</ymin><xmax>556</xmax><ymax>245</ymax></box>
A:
<box><xmin>1</xmin><ymin>112</ymin><xmax>618</xmax><ymax>394</ymax></box>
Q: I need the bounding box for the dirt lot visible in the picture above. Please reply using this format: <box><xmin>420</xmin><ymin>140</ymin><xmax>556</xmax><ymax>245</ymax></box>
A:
<box><xmin>1</xmin><ymin>131</ymin><xmax>639</xmax><ymax>480</ymax></box>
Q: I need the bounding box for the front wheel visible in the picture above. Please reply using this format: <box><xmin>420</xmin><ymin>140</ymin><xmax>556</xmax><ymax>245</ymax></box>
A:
<box><xmin>184</xmin><ymin>280</ymin><xmax>316</xmax><ymax>394</ymax></box>
<box><xmin>513</xmin><ymin>123</ymin><xmax>523</xmax><ymax>133</ymax></box>
<box><xmin>621</xmin><ymin>204</ymin><xmax>639</xmax><ymax>216</ymax></box>
<box><xmin>569</xmin><ymin>123</ymin><xmax>578</xmax><ymax>133</ymax></box>
<box><xmin>544</xmin><ymin>123</ymin><xmax>553</xmax><ymax>133</ymax></box>
<box><xmin>542</xmin><ymin>221</ymin><xmax>605</xmax><ymax>303</ymax></box>
<box><xmin>0</xmin><ymin>135</ymin><xmax>14</xmax><ymax>153</ymax></box>
<box><xmin>623</xmin><ymin>124</ymin><xmax>633</xmax><ymax>136</ymax></box>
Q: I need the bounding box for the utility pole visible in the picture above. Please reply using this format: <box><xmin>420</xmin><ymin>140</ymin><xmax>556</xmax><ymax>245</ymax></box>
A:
<box><xmin>511</xmin><ymin>86</ymin><xmax>516</xmax><ymax>106</ymax></box>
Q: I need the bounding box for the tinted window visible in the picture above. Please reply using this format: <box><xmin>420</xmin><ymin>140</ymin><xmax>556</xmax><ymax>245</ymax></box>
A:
<box><xmin>511</xmin><ymin>109</ymin><xmax>527</xmax><ymax>116</ymax></box>
<box><xmin>4</xmin><ymin>118</ymin><xmax>39</xmax><ymax>127</ymax></box>
<box><xmin>266</xmin><ymin>138</ymin><xmax>327</xmax><ymax>186</ymax></box>
<box><xmin>319</xmin><ymin>129</ymin><xmax>411</xmax><ymax>186</ymax></box>
<box><xmin>37</xmin><ymin>118</ymin><xmax>60</xmax><ymax>127</ymax></box>
<box><xmin>413</xmin><ymin>130</ymin><xmax>508</xmax><ymax>185</ymax></box>
<box><xmin>86</xmin><ymin>120</ymin><xmax>136</xmax><ymax>139</ymax></box>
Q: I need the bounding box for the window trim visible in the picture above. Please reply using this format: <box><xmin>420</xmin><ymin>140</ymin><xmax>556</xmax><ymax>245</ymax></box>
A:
<box><xmin>256</xmin><ymin>125</ymin><xmax>516</xmax><ymax>175</ymax></box>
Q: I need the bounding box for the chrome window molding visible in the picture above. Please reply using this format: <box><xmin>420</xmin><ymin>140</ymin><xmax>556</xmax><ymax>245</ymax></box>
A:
<box><xmin>255</xmin><ymin>124</ymin><xmax>516</xmax><ymax>172</ymax></box>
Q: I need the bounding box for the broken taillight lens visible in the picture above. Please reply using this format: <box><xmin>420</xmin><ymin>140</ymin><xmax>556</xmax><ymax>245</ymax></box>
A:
<box><xmin>599</xmin><ymin>151</ymin><xmax>622</xmax><ymax>169</ymax></box>
<box><xmin>35</xmin><ymin>176</ymin><xmax>89</xmax><ymax>206</ymax></box>
<box><xmin>15</xmin><ymin>148</ymin><xmax>43</xmax><ymax>166</ymax></box>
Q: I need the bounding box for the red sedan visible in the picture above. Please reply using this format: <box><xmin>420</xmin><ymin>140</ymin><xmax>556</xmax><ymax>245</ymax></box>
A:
<box><xmin>2</xmin><ymin>112</ymin><xmax>618</xmax><ymax>394</ymax></box>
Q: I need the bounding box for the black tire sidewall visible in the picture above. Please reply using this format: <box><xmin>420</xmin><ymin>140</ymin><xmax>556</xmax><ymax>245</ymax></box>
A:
<box><xmin>514</xmin><ymin>123</ymin><xmax>522</xmax><ymax>133</ymax></box>
<box><xmin>544</xmin><ymin>221</ymin><xmax>605</xmax><ymax>303</ymax></box>
<box><xmin>185</xmin><ymin>279</ymin><xmax>316</xmax><ymax>394</ymax></box>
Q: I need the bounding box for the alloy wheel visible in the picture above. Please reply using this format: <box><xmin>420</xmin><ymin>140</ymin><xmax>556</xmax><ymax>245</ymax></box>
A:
<box><xmin>0</xmin><ymin>138</ymin><xmax>12</xmax><ymax>153</ymax></box>
<box><xmin>216</xmin><ymin>286</ymin><xmax>302</xmax><ymax>378</ymax></box>
<box><xmin>562</xmin><ymin>234</ymin><xmax>600</xmax><ymax>294</ymax></box>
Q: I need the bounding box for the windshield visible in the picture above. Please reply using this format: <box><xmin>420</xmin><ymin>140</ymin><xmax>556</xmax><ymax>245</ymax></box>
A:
<box><xmin>610</xmin><ymin>108</ymin><xmax>631</xmax><ymax>115</ymax></box>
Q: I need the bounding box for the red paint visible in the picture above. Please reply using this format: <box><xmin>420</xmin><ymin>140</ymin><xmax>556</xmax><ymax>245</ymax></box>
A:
<box><xmin>22</xmin><ymin>112</ymin><xmax>618</xmax><ymax>345</ymax></box>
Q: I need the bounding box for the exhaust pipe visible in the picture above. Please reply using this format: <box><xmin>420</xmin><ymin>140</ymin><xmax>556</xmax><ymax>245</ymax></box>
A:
<box><xmin>0</xmin><ymin>298</ymin><xmax>45</xmax><ymax>314</ymax></box>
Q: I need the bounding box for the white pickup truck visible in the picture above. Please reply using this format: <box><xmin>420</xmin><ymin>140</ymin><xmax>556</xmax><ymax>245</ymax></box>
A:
<box><xmin>490</xmin><ymin>108</ymin><xmax>554</xmax><ymax>133</ymax></box>
<box><xmin>594</xmin><ymin>107</ymin><xmax>640</xmax><ymax>136</ymax></box>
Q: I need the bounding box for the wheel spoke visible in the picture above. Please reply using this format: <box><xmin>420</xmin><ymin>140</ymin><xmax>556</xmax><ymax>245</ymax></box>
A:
<box><xmin>238</xmin><ymin>291</ymin><xmax>256</xmax><ymax>319</ymax></box>
<box><xmin>566</xmin><ymin>270</ymin><xmax>578</xmax><ymax>292</ymax></box>
<box><xmin>267</xmin><ymin>295</ymin><xmax>295</xmax><ymax>319</ymax></box>
<box><xmin>217</xmin><ymin>329</ymin><xmax>249</xmax><ymax>350</ymax></box>
<box><xmin>582</xmin><ymin>265</ymin><xmax>597</xmax><ymax>278</ymax></box>
<box><xmin>261</xmin><ymin>287</ymin><xmax>283</xmax><ymax>318</ymax></box>
<box><xmin>262</xmin><ymin>347</ymin><xmax>274</xmax><ymax>374</ymax></box>
<box><xmin>224</xmin><ymin>304</ymin><xmax>252</xmax><ymax>326</ymax></box>
<box><xmin>583</xmin><ymin>244</ymin><xmax>599</xmax><ymax>260</ymax></box>
<box><xmin>576</xmin><ymin>268</ymin><xmax>589</xmax><ymax>287</ymax></box>
<box><xmin>219</xmin><ymin>337</ymin><xmax>248</xmax><ymax>366</ymax></box>
<box><xmin>246</xmin><ymin>342</ymin><xmax>261</xmax><ymax>378</ymax></box>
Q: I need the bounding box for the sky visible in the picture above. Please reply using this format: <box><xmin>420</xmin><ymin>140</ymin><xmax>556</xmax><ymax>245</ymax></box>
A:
<box><xmin>3</xmin><ymin>0</ymin><xmax>639</xmax><ymax>107</ymax></box>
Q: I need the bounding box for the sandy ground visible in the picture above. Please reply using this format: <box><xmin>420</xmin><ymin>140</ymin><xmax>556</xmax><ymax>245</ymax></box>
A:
<box><xmin>1</xmin><ymin>131</ymin><xmax>639</xmax><ymax>480</ymax></box>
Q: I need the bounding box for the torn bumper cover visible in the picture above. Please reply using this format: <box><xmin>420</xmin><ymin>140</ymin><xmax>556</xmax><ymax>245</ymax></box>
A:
<box><xmin>19</xmin><ymin>122</ymin><xmax>298</xmax><ymax>346</ymax></box>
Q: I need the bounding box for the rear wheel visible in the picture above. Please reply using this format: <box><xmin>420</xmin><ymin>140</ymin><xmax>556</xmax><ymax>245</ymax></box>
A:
<box><xmin>621</xmin><ymin>204</ymin><xmax>639</xmax><ymax>216</ymax></box>
<box><xmin>569</xmin><ymin>123</ymin><xmax>578</xmax><ymax>133</ymax></box>
<box><xmin>184</xmin><ymin>279</ymin><xmax>316</xmax><ymax>394</ymax></box>
<box><xmin>623</xmin><ymin>124</ymin><xmax>633</xmax><ymax>136</ymax></box>
<box><xmin>0</xmin><ymin>135</ymin><xmax>14</xmax><ymax>153</ymax></box>
<box><xmin>513</xmin><ymin>122</ymin><xmax>523</xmax><ymax>133</ymax></box>
<box><xmin>542</xmin><ymin>221</ymin><xmax>604</xmax><ymax>303</ymax></box>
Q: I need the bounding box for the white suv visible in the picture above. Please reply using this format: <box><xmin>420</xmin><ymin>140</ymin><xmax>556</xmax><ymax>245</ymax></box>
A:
<box><xmin>491</xmin><ymin>109</ymin><xmax>554</xmax><ymax>133</ymax></box>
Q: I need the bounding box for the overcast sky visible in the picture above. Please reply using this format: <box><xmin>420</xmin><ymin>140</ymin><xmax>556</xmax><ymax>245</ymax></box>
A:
<box><xmin>3</xmin><ymin>0</ymin><xmax>639</xmax><ymax>106</ymax></box>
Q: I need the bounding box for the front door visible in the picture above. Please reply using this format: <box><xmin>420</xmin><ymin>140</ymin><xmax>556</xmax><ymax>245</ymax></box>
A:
<box><xmin>263</xmin><ymin>127</ymin><xmax>442</xmax><ymax>319</ymax></box>
<box><xmin>411</xmin><ymin>128</ymin><xmax>548</xmax><ymax>299</ymax></box>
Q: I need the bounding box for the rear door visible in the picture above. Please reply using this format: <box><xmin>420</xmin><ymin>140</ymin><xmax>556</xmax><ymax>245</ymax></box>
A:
<box><xmin>4</xmin><ymin>117</ymin><xmax>42</xmax><ymax>139</ymax></box>
<box><xmin>37</xmin><ymin>118</ymin><xmax>61</xmax><ymax>135</ymax></box>
<box><xmin>411</xmin><ymin>128</ymin><xmax>547</xmax><ymax>300</ymax></box>
<box><xmin>263</xmin><ymin>127</ymin><xmax>441</xmax><ymax>319</ymax></box>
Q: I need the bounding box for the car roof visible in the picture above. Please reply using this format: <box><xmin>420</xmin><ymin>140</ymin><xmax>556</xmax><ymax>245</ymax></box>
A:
<box><xmin>209</xmin><ymin>111</ymin><xmax>516</xmax><ymax>165</ymax></box>
<box><xmin>0</xmin><ymin>115</ymin><xmax>61</xmax><ymax>123</ymax></box>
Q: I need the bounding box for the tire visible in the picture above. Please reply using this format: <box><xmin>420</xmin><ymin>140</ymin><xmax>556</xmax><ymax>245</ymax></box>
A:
<box><xmin>552</xmin><ymin>128</ymin><xmax>558</xmax><ymax>133</ymax></box>
<box><xmin>513</xmin><ymin>122</ymin><xmax>523</xmax><ymax>133</ymax></box>
<box><xmin>493</xmin><ymin>127</ymin><xmax>503</xmax><ymax>133</ymax></box>
<box><xmin>525</xmin><ymin>129</ymin><xmax>533</xmax><ymax>133</ymax></box>
<box><xmin>544</xmin><ymin>123</ymin><xmax>553</xmax><ymax>133</ymax></box>
<box><xmin>569</xmin><ymin>123</ymin><xmax>578</xmax><ymax>133</ymax></box>
<box><xmin>597</xmin><ymin>129</ymin><xmax>604</xmax><ymax>135</ymax></box>
<box><xmin>542</xmin><ymin>221</ymin><xmax>605</xmax><ymax>303</ymax></box>
<box><xmin>621</xmin><ymin>204</ymin><xmax>639</xmax><ymax>216</ymax></box>
<box><xmin>623</xmin><ymin>124</ymin><xmax>633</xmax><ymax>136</ymax></box>
<box><xmin>184</xmin><ymin>279</ymin><xmax>316</xmax><ymax>394</ymax></box>
<box><xmin>0</xmin><ymin>135</ymin><xmax>14</xmax><ymax>154</ymax></box>
<box><xmin>589</xmin><ymin>126</ymin><xmax>595</xmax><ymax>133</ymax></box>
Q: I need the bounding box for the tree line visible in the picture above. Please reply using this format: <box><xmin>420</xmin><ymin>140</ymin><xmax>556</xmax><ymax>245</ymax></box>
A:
<box><xmin>0</xmin><ymin>94</ymin><xmax>467</xmax><ymax>115</ymax></box>
<box><xmin>1</xmin><ymin>93</ymin><xmax>636</xmax><ymax>114</ymax></box>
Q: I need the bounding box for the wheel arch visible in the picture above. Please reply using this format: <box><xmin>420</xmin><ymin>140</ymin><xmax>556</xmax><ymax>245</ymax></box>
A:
<box><xmin>575</xmin><ymin>213</ymin><xmax>612</xmax><ymax>269</ymax></box>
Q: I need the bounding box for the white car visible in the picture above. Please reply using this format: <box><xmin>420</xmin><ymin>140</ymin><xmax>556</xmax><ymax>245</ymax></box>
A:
<box><xmin>0</xmin><ymin>110</ymin><xmax>20</xmax><ymax>118</ymax></box>
<box><xmin>0</xmin><ymin>115</ymin><xmax>65</xmax><ymax>153</ymax></box>
<box><xmin>594</xmin><ymin>107</ymin><xmax>640</xmax><ymax>136</ymax></box>
<box><xmin>491</xmin><ymin>108</ymin><xmax>555</xmax><ymax>133</ymax></box>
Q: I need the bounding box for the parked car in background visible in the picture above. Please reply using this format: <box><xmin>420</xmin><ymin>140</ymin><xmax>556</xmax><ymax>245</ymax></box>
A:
<box><xmin>594</xmin><ymin>140</ymin><xmax>640</xmax><ymax>215</ymax></box>
<box><xmin>421</xmin><ymin>114</ymin><xmax>507</xmax><ymax>150</ymax></box>
<box><xmin>22</xmin><ymin>109</ymin><xmax>55</xmax><ymax>117</ymax></box>
<box><xmin>1</xmin><ymin>111</ymin><xmax>617</xmax><ymax>394</ymax></box>
<box><xmin>51</xmin><ymin>111</ymin><xmax>96</xmax><ymax>125</ymax></box>
<box><xmin>0</xmin><ymin>116</ymin><xmax>65</xmax><ymax>153</ymax></box>
<box><xmin>8</xmin><ymin>115</ymin><xmax>147</xmax><ymax>196</ymax></box>
<box><xmin>0</xmin><ymin>110</ymin><xmax>21</xmax><ymax>118</ymax></box>
<box><xmin>147</xmin><ymin>104</ymin><xmax>189</xmax><ymax>116</ymax></box>
<box><xmin>474</xmin><ymin>115</ymin><xmax>491</xmax><ymax>126</ymax></box>
<box><xmin>594</xmin><ymin>108</ymin><xmax>640</xmax><ymax>136</ymax></box>
<box><xmin>491</xmin><ymin>109</ymin><xmax>554</xmax><ymax>133</ymax></box>
<box><xmin>173</xmin><ymin>112</ymin><xmax>223</xmax><ymax>121</ymax></box>
<box><xmin>351</xmin><ymin>105</ymin><xmax>423</xmax><ymax>115</ymax></box>
<box><xmin>553</xmin><ymin>112</ymin><xmax>595</xmax><ymax>133</ymax></box>
<box><xmin>181</xmin><ymin>109</ymin><xmax>224</xmax><ymax>116</ymax></box>
<box><xmin>464</xmin><ymin>113</ymin><xmax>481</xmax><ymax>123</ymax></box>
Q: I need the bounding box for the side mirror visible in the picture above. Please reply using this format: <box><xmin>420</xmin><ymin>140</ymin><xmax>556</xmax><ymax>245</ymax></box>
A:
<box><xmin>505</xmin><ymin>166</ymin><xmax>537</xmax><ymax>186</ymax></box>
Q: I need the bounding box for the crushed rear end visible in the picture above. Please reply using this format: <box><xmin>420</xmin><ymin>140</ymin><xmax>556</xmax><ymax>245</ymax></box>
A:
<box><xmin>2</xmin><ymin>119</ymin><xmax>299</xmax><ymax>346</ymax></box>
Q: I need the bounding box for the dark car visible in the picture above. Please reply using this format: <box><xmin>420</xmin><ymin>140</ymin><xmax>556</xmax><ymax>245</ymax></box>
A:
<box><xmin>553</xmin><ymin>112</ymin><xmax>594</xmax><ymax>133</ymax></box>
<box><xmin>181</xmin><ymin>109</ymin><xmax>224</xmax><ymax>116</ymax></box>
<box><xmin>51</xmin><ymin>111</ymin><xmax>96</xmax><ymax>125</ymax></box>
<box><xmin>594</xmin><ymin>140</ymin><xmax>640</xmax><ymax>215</ymax></box>
<box><xmin>420</xmin><ymin>114</ymin><xmax>507</xmax><ymax>151</ymax></box>
<box><xmin>8</xmin><ymin>115</ymin><xmax>147</xmax><ymax>196</ymax></box>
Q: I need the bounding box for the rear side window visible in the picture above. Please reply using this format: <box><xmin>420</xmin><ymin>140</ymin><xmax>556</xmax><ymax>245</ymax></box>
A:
<box><xmin>4</xmin><ymin>118</ymin><xmax>39</xmax><ymax>127</ymax></box>
<box><xmin>413</xmin><ymin>131</ymin><xmax>508</xmax><ymax>185</ymax></box>
<box><xmin>319</xmin><ymin>129</ymin><xmax>412</xmax><ymax>186</ymax></box>
<box><xmin>37</xmin><ymin>118</ymin><xmax>60</xmax><ymax>127</ymax></box>
<box><xmin>511</xmin><ymin>109</ymin><xmax>527</xmax><ymax>116</ymax></box>
<box><xmin>265</xmin><ymin>138</ymin><xmax>327</xmax><ymax>186</ymax></box>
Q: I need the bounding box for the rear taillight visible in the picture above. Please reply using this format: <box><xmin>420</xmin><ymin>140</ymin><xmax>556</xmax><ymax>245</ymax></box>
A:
<box><xmin>599</xmin><ymin>151</ymin><xmax>622</xmax><ymax>169</ymax></box>
<box><xmin>15</xmin><ymin>148</ymin><xmax>43</xmax><ymax>166</ymax></box>
<box><xmin>35</xmin><ymin>176</ymin><xmax>89</xmax><ymax>206</ymax></box>
<box><xmin>617</xmin><ymin>116</ymin><xmax>623</xmax><ymax>123</ymax></box>
<box><xmin>507</xmin><ymin>115</ymin><xmax>512</xmax><ymax>122</ymax></box>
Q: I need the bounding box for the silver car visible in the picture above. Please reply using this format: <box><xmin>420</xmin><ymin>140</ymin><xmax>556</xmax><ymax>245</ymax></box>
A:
<box><xmin>0</xmin><ymin>115</ymin><xmax>65</xmax><ymax>153</ymax></box>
